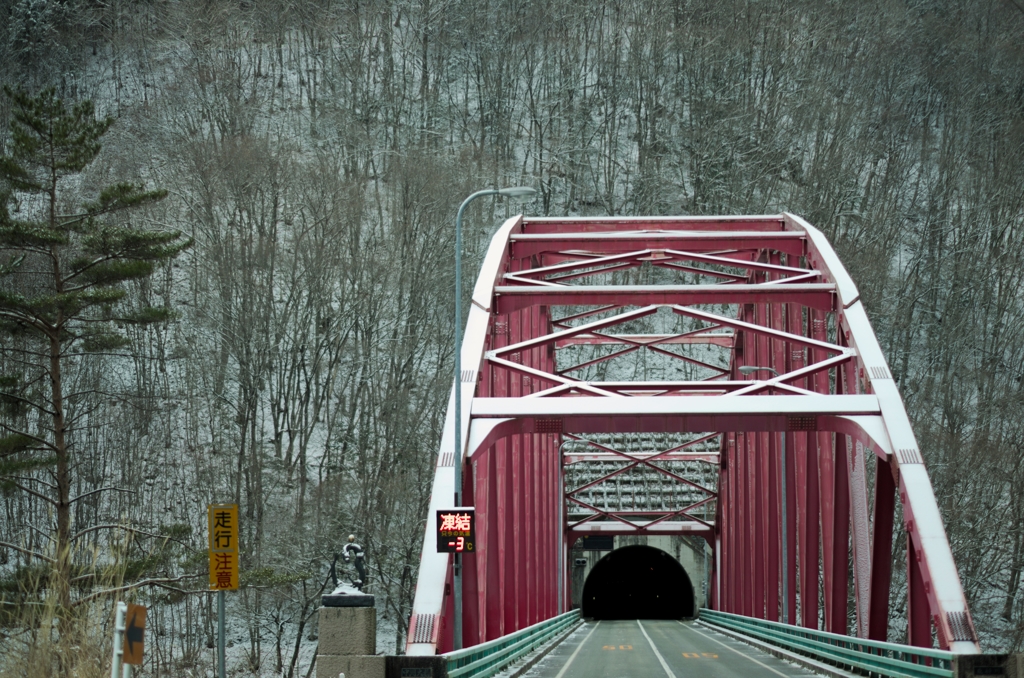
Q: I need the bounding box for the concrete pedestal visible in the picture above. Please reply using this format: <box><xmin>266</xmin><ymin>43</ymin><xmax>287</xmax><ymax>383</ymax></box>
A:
<box><xmin>316</xmin><ymin>592</ymin><xmax>383</xmax><ymax>678</ymax></box>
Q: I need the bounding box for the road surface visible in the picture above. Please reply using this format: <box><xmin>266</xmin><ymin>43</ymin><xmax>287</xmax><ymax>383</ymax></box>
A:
<box><xmin>522</xmin><ymin>619</ymin><xmax>822</xmax><ymax>678</ymax></box>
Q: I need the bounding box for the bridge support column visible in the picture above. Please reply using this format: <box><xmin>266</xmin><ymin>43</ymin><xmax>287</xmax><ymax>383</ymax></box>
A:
<box><xmin>867</xmin><ymin>455</ymin><xmax>895</xmax><ymax>641</ymax></box>
<box><xmin>316</xmin><ymin>591</ymin><xmax>382</xmax><ymax>678</ymax></box>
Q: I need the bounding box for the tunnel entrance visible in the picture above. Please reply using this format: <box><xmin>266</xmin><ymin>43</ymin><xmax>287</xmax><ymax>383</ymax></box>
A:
<box><xmin>581</xmin><ymin>545</ymin><xmax>695</xmax><ymax>619</ymax></box>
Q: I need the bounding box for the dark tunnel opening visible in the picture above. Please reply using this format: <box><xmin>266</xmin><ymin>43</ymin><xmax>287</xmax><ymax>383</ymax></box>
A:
<box><xmin>581</xmin><ymin>545</ymin><xmax>695</xmax><ymax>620</ymax></box>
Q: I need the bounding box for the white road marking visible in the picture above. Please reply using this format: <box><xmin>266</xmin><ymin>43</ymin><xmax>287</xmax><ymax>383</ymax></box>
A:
<box><xmin>683</xmin><ymin>622</ymin><xmax>793</xmax><ymax>678</ymax></box>
<box><xmin>637</xmin><ymin>620</ymin><xmax>678</xmax><ymax>678</ymax></box>
<box><xmin>553</xmin><ymin>621</ymin><xmax>600</xmax><ymax>678</ymax></box>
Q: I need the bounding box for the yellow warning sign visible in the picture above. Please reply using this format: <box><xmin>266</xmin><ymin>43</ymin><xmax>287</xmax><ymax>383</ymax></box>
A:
<box><xmin>208</xmin><ymin>504</ymin><xmax>239</xmax><ymax>591</ymax></box>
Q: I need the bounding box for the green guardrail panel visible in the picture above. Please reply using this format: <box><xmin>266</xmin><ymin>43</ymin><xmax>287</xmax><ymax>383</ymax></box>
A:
<box><xmin>444</xmin><ymin>610</ymin><xmax>581</xmax><ymax>678</ymax></box>
<box><xmin>703</xmin><ymin>614</ymin><xmax>951</xmax><ymax>677</ymax></box>
<box><xmin>701</xmin><ymin>609</ymin><xmax>954</xmax><ymax>664</ymax></box>
<box><xmin>699</xmin><ymin>608</ymin><xmax>954</xmax><ymax>678</ymax></box>
<box><xmin>707</xmin><ymin>616</ymin><xmax>950</xmax><ymax>678</ymax></box>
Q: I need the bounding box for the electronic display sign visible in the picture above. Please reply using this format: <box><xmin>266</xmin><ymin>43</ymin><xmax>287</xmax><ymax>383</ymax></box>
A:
<box><xmin>436</xmin><ymin>508</ymin><xmax>475</xmax><ymax>553</ymax></box>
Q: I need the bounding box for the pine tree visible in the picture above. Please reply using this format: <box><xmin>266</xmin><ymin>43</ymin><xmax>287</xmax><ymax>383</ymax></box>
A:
<box><xmin>0</xmin><ymin>87</ymin><xmax>190</xmax><ymax>625</ymax></box>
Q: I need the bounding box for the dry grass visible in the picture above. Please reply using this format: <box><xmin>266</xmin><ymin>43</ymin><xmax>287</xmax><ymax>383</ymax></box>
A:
<box><xmin>0</xmin><ymin>545</ymin><xmax>129</xmax><ymax>678</ymax></box>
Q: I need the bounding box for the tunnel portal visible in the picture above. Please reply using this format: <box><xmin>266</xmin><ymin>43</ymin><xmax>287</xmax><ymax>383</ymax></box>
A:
<box><xmin>581</xmin><ymin>545</ymin><xmax>695</xmax><ymax>619</ymax></box>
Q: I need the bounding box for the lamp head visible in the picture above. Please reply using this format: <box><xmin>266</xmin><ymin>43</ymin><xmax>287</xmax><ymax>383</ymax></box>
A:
<box><xmin>738</xmin><ymin>365</ymin><xmax>770</xmax><ymax>375</ymax></box>
<box><xmin>497</xmin><ymin>186</ymin><xmax>537</xmax><ymax>200</ymax></box>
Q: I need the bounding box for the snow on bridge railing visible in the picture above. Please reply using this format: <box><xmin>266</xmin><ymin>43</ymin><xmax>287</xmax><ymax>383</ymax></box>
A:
<box><xmin>443</xmin><ymin>610</ymin><xmax>581</xmax><ymax>678</ymax></box>
<box><xmin>700</xmin><ymin>609</ymin><xmax>954</xmax><ymax>678</ymax></box>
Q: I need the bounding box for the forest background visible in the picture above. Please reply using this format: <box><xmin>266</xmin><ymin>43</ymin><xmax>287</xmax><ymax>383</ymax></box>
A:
<box><xmin>0</xmin><ymin>0</ymin><xmax>1022</xmax><ymax>676</ymax></box>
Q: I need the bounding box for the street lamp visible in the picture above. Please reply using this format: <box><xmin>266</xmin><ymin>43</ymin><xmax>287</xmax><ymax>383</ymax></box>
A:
<box><xmin>738</xmin><ymin>365</ymin><xmax>790</xmax><ymax>624</ymax></box>
<box><xmin>453</xmin><ymin>186</ymin><xmax>536</xmax><ymax>650</ymax></box>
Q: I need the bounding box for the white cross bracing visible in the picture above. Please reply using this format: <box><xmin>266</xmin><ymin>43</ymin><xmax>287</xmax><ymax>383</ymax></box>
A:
<box><xmin>484</xmin><ymin>242</ymin><xmax>855</xmax><ymax>537</ymax></box>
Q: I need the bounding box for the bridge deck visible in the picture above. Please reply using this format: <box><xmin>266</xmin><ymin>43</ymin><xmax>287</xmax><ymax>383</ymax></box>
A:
<box><xmin>524</xmin><ymin>620</ymin><xmax>826</xmax><ymax>678</ymax></box>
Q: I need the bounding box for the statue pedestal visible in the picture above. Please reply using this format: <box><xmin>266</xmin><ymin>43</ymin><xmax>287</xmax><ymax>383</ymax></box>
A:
<box><xmin>316</xmin><ymin>589</ymin><xmax>383</xmax><ymax>678</ymax></box>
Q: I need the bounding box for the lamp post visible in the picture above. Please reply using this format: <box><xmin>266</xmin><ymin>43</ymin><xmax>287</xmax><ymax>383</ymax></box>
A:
<box><xmin>453</xmin><ymin>186</ymin><xmax>535</xmax><ymax>650</ymax></box>
<box><xmin>738</xmin><ymin>365</ymin><xmax>789</xmax><ymax>624</ymax></box>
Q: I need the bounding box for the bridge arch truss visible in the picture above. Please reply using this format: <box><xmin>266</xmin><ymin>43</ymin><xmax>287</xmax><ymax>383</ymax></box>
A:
<box><xmin>406</xmin><ymin>214</ymin><xmax>979</xmax><ymax>655</ymax></box>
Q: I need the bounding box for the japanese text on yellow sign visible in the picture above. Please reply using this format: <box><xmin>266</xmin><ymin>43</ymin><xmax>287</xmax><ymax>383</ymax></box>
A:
<box><xmin>208</xmin><ymin>504</ymin><xmax>239</xmax><ymax>591</ymax></box>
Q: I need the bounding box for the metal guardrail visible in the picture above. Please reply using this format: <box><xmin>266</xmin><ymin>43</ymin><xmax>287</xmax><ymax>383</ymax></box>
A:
<box><xmin>443</xmin><ymin>609</ymin><xmax>582</xmax><ymax>678</ymax></box>
<box><xmin>699</xmin><ymin>608</ymin><xmax>954</xmax><ymax>678</ymax></box>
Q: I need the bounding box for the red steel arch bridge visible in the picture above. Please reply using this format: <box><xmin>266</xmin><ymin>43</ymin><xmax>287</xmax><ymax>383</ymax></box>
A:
<box><xmin>405</xmin><ymin>214</ymin><xmax>980</xmax><ymax>658</ymax></box>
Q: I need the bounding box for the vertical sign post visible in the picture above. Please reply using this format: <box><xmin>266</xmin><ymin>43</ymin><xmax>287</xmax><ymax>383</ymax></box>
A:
<box><xmin>208</xmin><ymin>504</ymin><xmax>239</xmax><ymax>678</ymax></box>
<box><xmin>110</xmin><ymin>601</ymin><xmax>127</xmax><ymax>678</ymax></box>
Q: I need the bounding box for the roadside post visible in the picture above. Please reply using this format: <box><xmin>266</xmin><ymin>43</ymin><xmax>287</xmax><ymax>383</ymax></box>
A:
<box><xmin>208</xmin><ymin>503</ymin><xmax>239</xmax><ymax>678</ymax></box>
<box><xmin>110</xmin><ymin>601</ymin><xmax>127</xmax><ymax>678</ymax></box>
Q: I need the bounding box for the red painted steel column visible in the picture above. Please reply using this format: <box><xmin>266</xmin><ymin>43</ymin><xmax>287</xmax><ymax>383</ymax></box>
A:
<box><xmin>719</xmin><ymin>436</ymin><xmax>729</xmax><ymax>612</ymax></box>
<box><xmin>794</xmin><ymin>302</ymin><xmax>808</xmax><ymax>632</ymax></box>
<box><xmin>736</xmin><ymin>431</ymin><xmax>744</xmax><ymax>616</ymax></box>
<box><xmin>784</xmin><ymin>430</ymin><xmax>797</xmax><ymax>621</ymax></box>
<box><xmin>868</xmin><ymin>455</ymin><xmax>895</xmax><ymax>641</ymax></box>
<box><xmin>439</xmin><ymin>566</ymin><xmax>455</xmax><ymax>652</ymax></box>
<box><xmin>463</xmin><ymin>462</ymin><xmax>479</xmax><ymax>647</ymax></box>
<box><xmin>536</xmin><ymin>432</ymin><xmax>544</xmax><ymax>622</ymax></box>
<box><xmin>754</xmin><ymin>297</ymin><xmax>768</xmax><ymax>619</ymax></box>
<box><xmin>766</xmin><ymin>431</ymin><xmax>780</xmax><ymax>622</ymax></box>
<box><xmin>727</xmin><ymin>434</ymin><xmax>737</xmax><ymax>613</ymax></box>
<box><xmin>553</xmin><ymin>436</ymin><xmax>560</xmax><ymax>616</ymax></box>
<box><xmin>818</xmin><ymin>428</ymin><xmax>836</xmax><ymax>630</ymax></box>
<box><xmin>767</xmin><ymin>259</ymin><xmax>784</xmax><ymax>623</ymax></box>
<box><xmin>489</xmin><ymin>312</ymin><xmax>513</xmax><ymax>637</ymax></box>
<box><xmin>474</xmin><ymin>448</ymin><xmax>489</xmax><ymax>641</ymax></box>
<box><xmin>806</xmin><ymin>436</ymin><xmax>823</xmax><ymax>626</ymax></box>
<box><xmin>489</xmin><ymin>448</ymin><xmax>501</xmax><ymax>639</ymax></box>
<box><xmin>831</xmin><ymin>434</ymin><xmax>850</xmax><ymax>634</ymax></box>
<box><xmin>499</xmin><ymin>439</ymin><xmax>513</xmax><ymax>635</ymax></box>
<box><xmin>536</xmin><ymin>278</ymin><xmax>544</xmax><ymax>622</ymax></box>
<box><xmin>540</xmin><ymin>316</ymin><xmax>553</xmax><ymax>620</ymax></box>
<box><xmin>733</xmin><ymin>432</ymin><xmax>743</xmax><ymax>616</ymax></box>
<box><xmin>749</xmin><ymin>307</ymin><xmax>760</xmax><ymax>619</ymax></box>
<box><xmin>547</xmin><ymin>434</ymin><xmax>555</xmax><ymax>617</ymax></box>
<box><xmin>541</xmin><ymin>433</ymin><xmax>549</xmax><ymax>619</ymax></box>
<box><xmin>794</xmin><ymin>429</ymin><xmax>808</xmax><ymax>626</ymax></box>
<box><xmin>908</xmin><ymin>535</ymin><xmax>932</xmax><ymax>647</ymax></box>
<box><xmin>802</xmin><ymin>431</ymin><xmax>820</xmax><ymax>630</ymax></box>
<box><xmin>715</xmin><ymin>436</ymin><xmax>727</xmax><ymax>611</ymax></box>
<box><xmin>523</xmin><ymin>430</ymin><xmax>532</xmax><ymax>626</ymax></box>
<box><xmin>710</xmin><ymin>532</ymin><xmax>720</xmax><ymax>609</ymax></box>
<box><xmin>540</xmin><ymin>302</ymin><xmax>560</xmax><ymax>615</ymax></box>
<box><xmin>540</xmin><ymin>431</ymin><xmax>551</xmax><ymax>619</ymax></box>
<box><xmin>755</xmin><ymin>431</ymin><xmax>767</xmax><ymax>618</ymax></box>
<box><xmin>529</xmin><ymin>284</ymin><xmax>540</xmax><ymax>623</ymax></box>
<box><xmin>511</xmin><ymin>302</ymin><xmax>527</xmax><ymax>631</ymax></box>
<box><xmin>799</xmin><ymin>297</ymin><xmax>822</xmax><ymax>632</ymax></box>
<box><xmin>551</xmin><ymin>434</ymin><xmax>559</xmax><ymax>616</ymax></box>
<box><xmin>744</xmin><ymin>431</ymin><xmax>756</xmax><ymax>618</ymax></box>
<box><xmin>514</xmin><ymin>433</ymin><xmax>526</xmax><ymax>629</ymax></box>
<box><xmin>752</xmin><ymin>434</ymin><xmax>762</xmax><ymax>618</ymax></box>
<box><xmin>785</xmin><ymin>297</ymin><xmax>800</xmax><ymax>622</ymax></box>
